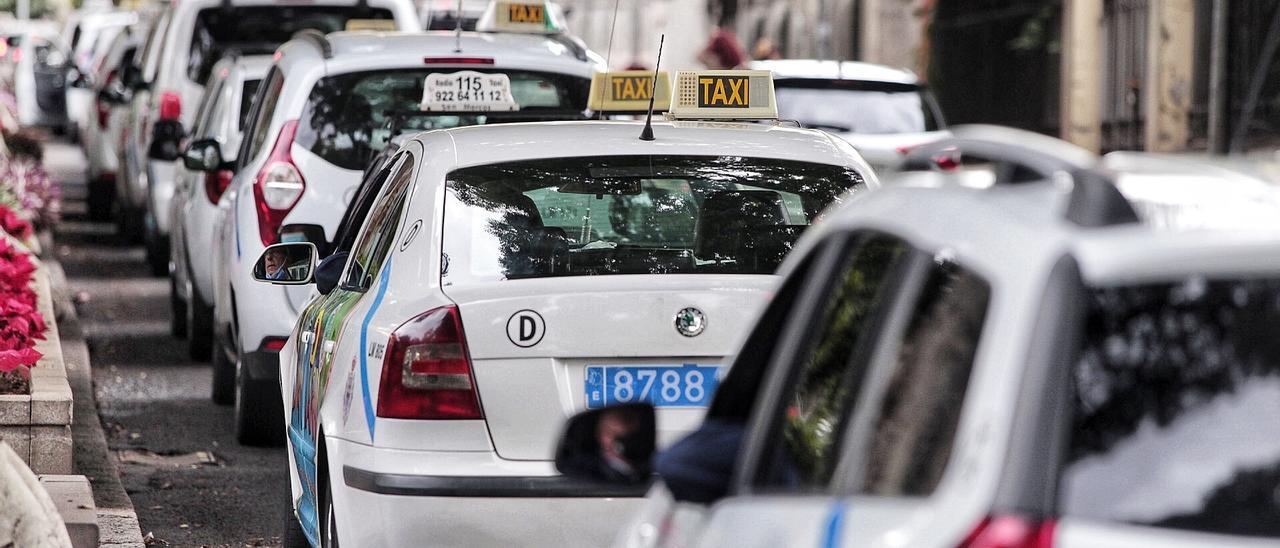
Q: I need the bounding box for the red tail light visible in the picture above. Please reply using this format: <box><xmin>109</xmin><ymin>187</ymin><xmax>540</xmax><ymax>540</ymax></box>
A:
<box><xmin>958</xmin><ymin>515</ymin><xmax>1056</xmax><ymax>548</ymax></box>
<box><xmin>260</xmin><ymin>337</ymin><xmax>288</xmax><ymax>352</ymax></box>
<box><xmin>251</xmin><ymin>119</ymin><xmax>305</xmax><ymax>246</ymax></box>
<box><xmin>377</xmin><ymin>306</ymin><xmax>484</xmax><ymax>420</ymax></box>
<box><xmin>158</xmin><ymin>91</ymin><xmax>182</xmax><ymax>121</ymax></box>
<box><xmin>204</xmin><ymin>168</ymin><xmax>234</xmax><ymax>204</ymax></box>
<box><xmin>423</xmin><ymin>57</ymin><xmax>494</xmax><ymax>65</ymax></box>
<box><xmin>96</xmin><ymin>70</ymin><xmax>118</xmax><ymax>128</ymax></box>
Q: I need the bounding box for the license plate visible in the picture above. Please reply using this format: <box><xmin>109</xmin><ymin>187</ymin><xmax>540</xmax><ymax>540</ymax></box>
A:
<box><xmin>420</xmin><ymin>71</ymin><xmax>519</xmax><ymax>112</ymax></box>
<box><xmin>584</xmin><ymin>364</ymin><xmax>721</xmax><ymax>409</ymax></box>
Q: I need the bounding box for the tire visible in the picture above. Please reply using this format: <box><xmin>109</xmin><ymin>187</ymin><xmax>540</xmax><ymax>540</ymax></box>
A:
<box><xmin>320</xmin><ymin>476</ymin><xmax>339</xmax><ymax>548</ymax></box>
<box><xmin>186</xmin><ymin>288</ymin><xmax>213</xmax><ymax>361</ymax></box>
<box><xmin>169</xmin><ymin>275</ymin><xmax>188</xmax><ymax>339</ymax></box>
<box><xmin>210</xmin><ymin>332</ymin><xmax>235</xmax><ymax>405</ymax></box>
<box><xmin>145</xmin><ymin>235</ymin><xmax>169</xmax><ymax>277</ymax></box>
<box><xmin>282</xmin><ymin>508</ymin><xmax>310</xmax><ymax>548</ymax></box>
<box><xmin>86</xmin><ymin>179</ymin><xmax>114</xmax><ymax>221</ymax></box>
<box><xmin>235</xmin><ymin>357</ymin><xmax>285</xmax><ymax>446</ymax></box>
<box><xmin>118</xmin><ymin>207</ymin><xmax>144</xmax><ymax>243</ymax></box>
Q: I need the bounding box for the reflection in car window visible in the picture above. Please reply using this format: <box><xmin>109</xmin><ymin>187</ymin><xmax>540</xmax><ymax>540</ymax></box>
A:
<box><xmin>756</xmin><ymin>235</ymin><xmax>906</xmax><ymax>491</ymax></box>
<box><xmin>441</xmin><ymin>156</ymin><xmax>864</xmax><ymax>284</ymax></box>
<box><xmin>773</xmin><ymin>80</ymin><xmax>942</xmax><ymax>134</ymax></box>
<box><xmin>860</xmin><ymin>260</ymin><xmax>989</xmax><ymax>496</ymax></box>
<box><xmin>239</xmin><ymin>79</ymin><xmax>261</xmax><ymax>130</ymax></box>
<box><xmin>294</xmin><ymin>69</ymin><xmax>590</xmax><ymax>170</ymax></box>
<box><xmin>342</xmin><ymin>156</ymin><xmax>415</xmax><ymax>290</ymax></box>
<box><xmin>1061</xmin><ymin>277</ymin><xmax>1280</xmax><ymax>538</ymax></box>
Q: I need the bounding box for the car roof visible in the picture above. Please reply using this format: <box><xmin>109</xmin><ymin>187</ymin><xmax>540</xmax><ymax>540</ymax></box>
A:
<box><xmin>814</xmin><ymin>178</ymin><xmax>1280</xmax><ymax>290</ymax></box>
<box><xmin>410</xmin><ymin>120</ymin><xmax>872</xmax><ymax>171</ymax></box>
<box><xmin>277</xmin><ymin>30</ymin><xmax>602</xmax><ymax>77</ymax></box>
<box><xmin>751</xmin><ymin>59</ymin><xmax>920</xmax><ymax>85</ymax></box>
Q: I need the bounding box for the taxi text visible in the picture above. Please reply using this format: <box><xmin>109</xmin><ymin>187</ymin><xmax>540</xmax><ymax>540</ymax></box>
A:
<box><xmin>698</xmin><ymin>75</ymin><xmax>750</xmax><ymax>108</ymax></box>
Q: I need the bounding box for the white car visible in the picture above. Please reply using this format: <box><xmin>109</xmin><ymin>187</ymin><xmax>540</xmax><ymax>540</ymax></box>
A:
<box><xmin>169</xmin><ymin>54</ymin><xmax>270</xmax><ymax>368</ymax></box>
<box><xmin>2</xmin><ymin>23</ymin><xmax>68</xmax><ymax>132</ymax></box>
<box><xmin>562</xmin><ymin>126</ymin><xmax>1280</xmax><ymax>548</ymax></box>
<box><xmin>64</xmin><ymin>10</ymin><xmax>135</xmax><ymax>140</ymax></box>
<box><xmin>81</xmin><ymin>24</ymin><xmax>147</xmax><ymax>221</ymax></box>
<box><xmin>253</xmin><ymin>106</ymin><xmax>877</xmax><ymax>546</ymax></box>
<box><xmin>210</xmin><ymin>26</ymin><xmax>602</xmax><ymax>445</ymax></box>
<box><xmin>752</xmin><ymin>59</ymin><xmax>949</xmax><ymax>174</ymax></box>
<box><xmin>119</xmin><ymin>0</ymin><xmax>420</xmax><ymax>276</ymax></box>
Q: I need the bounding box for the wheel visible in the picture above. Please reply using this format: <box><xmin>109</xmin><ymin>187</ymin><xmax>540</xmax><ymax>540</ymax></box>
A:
<box><xmin>144</xmin><ymin>228</ymin><xmax>169</xmax><ymax>277</ymax></box>
<box><xmin>235</xmin><ymin>356</ymin><xmax>285</xmax><ymax>446</ymax></box>
<box><xmin>186</xmin><ymin>286</ymin><xmax>213</xmax><ymax>361</ymax></box>
<box><xmin>320</xmin><ymin>477</ymin><xmax>339</xmax><ymax>548</ymax></box>
<box><xmin>86</xmin><ymin>179</ymin><xmax>114</xmax><ymax>221</ymax></box>
<box><xmin>282</xmin><ymin>507</ymin><xmax>310</xmax><ymax>548</ymax></box>
<box><xmin>210</xmin><ymin>332</ymin><xmax>235</xmax><ymax>405</ymax></box>
<box><xmin>169</xmin><ymin>275</ymin><xmax>188</xmax><ymax>338</ymax></box>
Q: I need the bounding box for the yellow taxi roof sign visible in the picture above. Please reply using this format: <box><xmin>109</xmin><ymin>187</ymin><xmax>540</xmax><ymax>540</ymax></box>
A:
<box><xmin>477</xmin><ymin>0</ymin><xmax>565</xmax><ymax>34</ymax></box>
<box><xmin>668</xmin><ymin>70</ymin><xmax>777</xmax><ymax>121</ymax></box>
<box><xmin>345</xmin><ymin>19</ymin><xmax>397</xmax><ymax>31</ymax></box>
<box><xmin>589</xmin><ymin>71</ymin><xmax>672</xmax><ymax>113</ymax></box>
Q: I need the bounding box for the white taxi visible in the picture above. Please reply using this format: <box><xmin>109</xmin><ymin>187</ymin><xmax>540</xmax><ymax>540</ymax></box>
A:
<box><xmin>254</xmin><ymin>71</ymin><xmax>877</xmax><ymax>547</ymax></box>
<box><xmin>210</xmin><ymin>5</ymin><xmax>603</xmax><ymax>447</ymax></box>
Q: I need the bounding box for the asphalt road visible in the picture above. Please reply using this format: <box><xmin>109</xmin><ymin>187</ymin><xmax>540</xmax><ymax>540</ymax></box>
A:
<box><xmin>46</xmin><ymin>139</ymin><xmax>291</xmax><ymax>547</ymax></box>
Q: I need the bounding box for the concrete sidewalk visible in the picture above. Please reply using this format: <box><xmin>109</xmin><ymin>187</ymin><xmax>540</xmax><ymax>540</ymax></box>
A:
<box><xmin>42</xmin><ymin>141</ymin><xmax>145</xmax><ymax>548</ymax></box>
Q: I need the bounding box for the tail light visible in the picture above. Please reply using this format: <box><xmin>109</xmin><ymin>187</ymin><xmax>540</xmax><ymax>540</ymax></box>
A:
<box><xmin>204</xmin><ymin>169</ymin><xmax>234</xmax><ymax>204</ymax></box>
<box><xmin>158</xmin><ymin>90</ymin><xmax>181</xmax><ymax>122</ymax></box>
<box><xmin>260</xmin><ymin>337</ymin><xmax>288</xmax><ymax>352</ymax></box>
<box><xmin>251</xmin><ymin>119</ymin><xmax>305</xmax><ymax>246</ymax></box>
<box><xmin>377</xmin><ymin>306</ymin><xmax>484</xmax><ymax>420</ymax></box>
<box><xmin>958</xmin><ymin>515</ymin><xmax>1056</xmax><ymax>548</ymax></box>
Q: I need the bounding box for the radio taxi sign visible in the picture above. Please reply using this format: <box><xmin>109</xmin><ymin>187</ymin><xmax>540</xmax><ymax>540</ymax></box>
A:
<box><xmin>420</xmin><ymin>71</ymin><xmax>520</xmax><ymax>112</ymax></box>
<box><xmin>588</xmin><ymin>71</ymin><xmax>672</xmax><ymax>113</ymax></box>
<box><xmin>669</xmin><ymin>70</ymin><xmax>777</xmax><ymax>120</ymax></box>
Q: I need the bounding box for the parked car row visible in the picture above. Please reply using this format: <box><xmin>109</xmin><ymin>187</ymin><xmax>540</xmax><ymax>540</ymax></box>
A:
<box><xmin>55</xmin><ymin>1</ymin><xmax>1280</xmax><ymax>547</ymax></box>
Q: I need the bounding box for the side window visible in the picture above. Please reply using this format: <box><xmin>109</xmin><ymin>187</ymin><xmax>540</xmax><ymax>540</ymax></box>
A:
<box><xmin>332</xmin><ymin>160</ymin><xmax>397</xmax><ymax>257</ymax></box>
<box><xmin>754</xmin><ymin>234</ymin><xmax>908</xmax><ymax>490</ymax></box>
<box><xmin>140</xmin><ymin>10</ymin><xmax>169</xmax><ymax>81</ymax></box>
<box><xmin>240</xmin><ymin>68</ymin><xmax>285</xmax><ymax>168</ymax></box>
<box><xmin>341</xmin><ymin>155</ymin><xmax>416</xmax><ymax>290</ymax></box>
<box><xmin>190</xmin><ymin>78</ymin><xmax>224</xmax><ymax>139</ymax></box>
<box><xmin>858</xmin><ymin>260</ymin><xmax>990</xmax><ymax>497</ymax></box>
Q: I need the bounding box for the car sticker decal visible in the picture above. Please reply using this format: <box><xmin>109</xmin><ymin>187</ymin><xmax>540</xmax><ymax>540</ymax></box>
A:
<box><xmin>358</xmin><ymin>257</ymin><xmax>394</xmax><ymax>441</ymax></box>
<box><xmin>399</xmin><ymin>219</ymin><xmax>422</xmax><ymax>251</ymax></box>
<box><xmin>342</xmin><ymin>355</ymin><xmax>357</xmax><ymax>424</ymax></box>
<box><xmin>820</xmin><ymin>498</ymin><xmax>846</xmax><ymax>548</ymax></box>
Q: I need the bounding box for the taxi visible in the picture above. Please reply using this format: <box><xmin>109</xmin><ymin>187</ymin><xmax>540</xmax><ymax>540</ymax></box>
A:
<box><xmin>254</xmin><ymin>70</ymin><xmax>877</xmax><ymax>547</ymax></box>
<box><xmin>207</xmin><ymin>0</ymin><xmax>603</xmax><ymax>448</ymax></box>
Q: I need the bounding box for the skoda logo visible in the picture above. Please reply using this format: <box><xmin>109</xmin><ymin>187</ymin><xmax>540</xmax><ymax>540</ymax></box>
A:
<box><xmin>675</xmin><ymin>307</ymin><xmax>706</xmax><ymax>337</ymax></box>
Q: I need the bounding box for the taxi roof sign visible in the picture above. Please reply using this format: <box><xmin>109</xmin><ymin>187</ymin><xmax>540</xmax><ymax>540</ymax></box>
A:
<box><xmin>667</xmin><ymin>70</ymin><xmax>777</xmax><ymax>121</ymax></box>
<box><xmin>589</xmin><ymin>71</ymin><xmax>672</xmax><ymax>113</ymax></box>
<box><xmin>477</xmin><ymin>0</ymin><xmax>566</xmax><ymax>34</ymax></box>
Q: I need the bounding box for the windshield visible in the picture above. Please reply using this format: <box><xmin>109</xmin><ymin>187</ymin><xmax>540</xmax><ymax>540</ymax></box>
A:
<box><xmin>187</xmin><ymin>6</ymin><xmax>396</xmax><ymax>85</ymax></box>
<box><xmin>1060</xmin><ymin>276</ymin><xmax>1280</xmax><ymax>538</ymax></box>
<box><xmin>774</xmin><ymin>79</ymin><xmax>941</xmax><ymax>134</ymax></box>
<box><xmin>294</xmin><ymin>68</ymin><xmax>590</xmax><ymax>170</ymax></box>
<box><xmin>441</xmin><ymin>155</ymin><xmax>865</xmax><ymax>284</ymax></box>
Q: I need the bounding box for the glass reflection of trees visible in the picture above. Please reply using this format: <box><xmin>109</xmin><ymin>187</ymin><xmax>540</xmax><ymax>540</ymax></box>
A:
<box><xmin>442</xmin><ymin>156</ymin><xmax>865</xmax><ymax>283</ymax></box>
<box><xmin>1064</xmin><ymin>277</ymin><xmax>1280</xmax><ymax>538</ymax></box>
<box><xmin>771</xmin><ymin>236</ymin><xmax>904</xmax><ymax>489</ymax></box>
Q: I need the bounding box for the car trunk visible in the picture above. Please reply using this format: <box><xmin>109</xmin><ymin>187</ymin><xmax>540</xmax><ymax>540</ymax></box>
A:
<box><xmin>442</xmin><ymin>274</ymin><xmax>774</xmax><ymax>461</ymax></box>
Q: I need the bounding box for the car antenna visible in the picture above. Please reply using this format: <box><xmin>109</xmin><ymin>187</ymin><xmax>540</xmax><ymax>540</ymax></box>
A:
<box><xmin>453</xmin><ymin>0</ymin><xmax>463</xmax><ymax>53</ymax></box>
<box><xmin>639</xmin><ymin>34</ymin><xmax>665</xmax><ymax>142</ymax></box>
<box><xmin>597</xmin><ymin>0</ymin><xmax>622</xmax><ymax>120</ymax></box>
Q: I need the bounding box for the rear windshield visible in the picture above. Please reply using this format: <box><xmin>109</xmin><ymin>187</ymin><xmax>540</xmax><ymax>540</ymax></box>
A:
<box><xmin>774</xmin><ymin>79</ymin><xmax>942</xmax><ymax>134</ymax></box>
<box><xmin>441</xmin><ymin>156</ymin><xmax>864</xmax><ymax>284</ymax></box>
<box><xmin>1060</xmin><ymin>277</ymin><xmax>1280</xmax><ymax>538</ymax></box>
<box><xmin>187</xmin><ymin>6</ymin><xmax>395</xmax><ymax>85</ymax></box>
<box><xmin>294</xmin><ymin>68</ymin><xmax>590</xmax><ymax>170</ymax></box>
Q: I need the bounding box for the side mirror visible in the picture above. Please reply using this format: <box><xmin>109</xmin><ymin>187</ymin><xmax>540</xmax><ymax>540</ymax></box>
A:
<box><xmin>148</xmin><ymin>119</ymin><xmax>185</xmax><ymax>161</ymax></box>
<box><xmin>554</xmin><ymin>403</ymin><xmax>656</xmax><ymax>485</ymax></box>
<box><xmin>253</xmin><ymin>242</ymin><xmax>317</xmax><ymax>285</ymax></box>
<box><xmin>182</xmin><ymin>138</ymin><xmax>223</xmax><ymax>172</ymax></box>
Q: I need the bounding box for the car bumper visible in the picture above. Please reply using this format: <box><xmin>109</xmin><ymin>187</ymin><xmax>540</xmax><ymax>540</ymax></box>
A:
<box><xmin>329</xmin><ymin>438</ymin><xmax>645</xmax><ymax>547</ymax></box>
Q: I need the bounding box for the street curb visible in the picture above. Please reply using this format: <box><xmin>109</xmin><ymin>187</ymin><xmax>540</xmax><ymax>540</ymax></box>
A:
<box><xmin>43</xmin><ymin>259</ymin><xmax>146</xmax><ymax>548</ymax></box>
